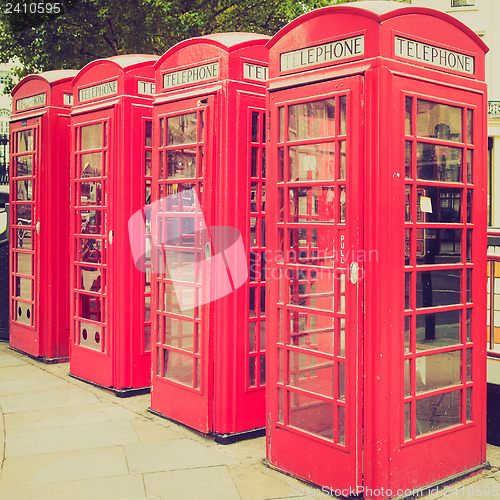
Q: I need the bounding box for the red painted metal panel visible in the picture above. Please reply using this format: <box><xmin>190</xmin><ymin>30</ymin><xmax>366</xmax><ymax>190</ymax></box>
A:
<box><xmin>69</xmin><ymin>56</ymin><xmax>157</xmax><ymax>392</ymax></box>
<box><xmin>150</xmin><ymin>34</ymin><xmax>269</xmax><ymax>437</ymax></box>
<box><xmin>9</xmin><ymin>71</ymin><xmax>76</xmax><ymax>361</ymax></box>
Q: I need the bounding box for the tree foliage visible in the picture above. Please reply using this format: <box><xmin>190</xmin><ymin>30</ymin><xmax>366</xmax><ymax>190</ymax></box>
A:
<box><xmin>0</xmin><ymin>0</ymin><xmax>408</xmax><ymax>90</ymax></box>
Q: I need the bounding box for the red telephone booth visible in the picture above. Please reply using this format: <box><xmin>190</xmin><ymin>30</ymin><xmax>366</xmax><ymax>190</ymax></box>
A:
<box><xmin>265</xmin><ymin>3</ymin><xmax>488</xmax><ymax>495</ymax></box>
<box><xmin>69</xmin><ymin>55</ymin><xmax>158</xmax><ymax>394</ymax></box>
<box><xmin>10</xmin><ymin>70</ymin><xmax>77</xmax><ymax>361</ymax></box>
<box><xmin>149</xmin><ymin>33</ymin><xmax>269</xmax><ymax>440</ymax></box>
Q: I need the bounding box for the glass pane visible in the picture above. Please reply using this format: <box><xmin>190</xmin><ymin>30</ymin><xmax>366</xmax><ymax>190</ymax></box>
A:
<box><xmin>163</xmin><ymin>317</ymin><xmax>195</xmax><ymax>351</ymax></box>
<box><xmin>249</xmin><ymin>356</ymin><xmax>256</xmax><ymax>386</ymax></box>
<box><xmin>17</xmin><ymin>129</ymin><xmax>33</xmax><ymax>152</ymax></box>
<box><xmin>80</xmin><ymin>210</ymin><xmax>102</xmax><ymax>234</ymax></box>
<box><xmin>339</xmin><ymin>141</ymin><xmax>346</xmax><ymax>180</ymax></box>
<box><xmin>338</xmin><ymin>318</ymin><xmax>345</xmax><ymax>357</ymax></box>
<box><xmin>252</xmin><ymin>112</ymin><xmax>259</xmax><ymax>142</ymax></box>
<box><xmin>16</xmin><ymin>179</ymin><xmax>32</xmax><ymax>201</ymax></box>
<box><xmin>81</xmin><ymin>153</ymin><xmax>102</xmax><ymax>178</ymax></box>
<box><xmin>15</xmin><ymin>276</ymin><xmax>32</xmax><ymax>299</ymax></box>
<box><xmin>289</xmin><ymin>392</ymin><xmax>333</xmax><ymax>441</ymax></box>
<box><xmin>279</xmin><ymin>107</ymin><xmax>285</xmax><ymax>143</ymax></box>
<box><xmin>416</xmin><ymin>269</ymin><xmax>461</xmax><ymax>308</ymax></box>
<box><xmin>286</xmin><ymin>268</ymin><xmax>334</xmax><ymax>312</ymax></box>
<box><xmin>416</xmin><ymin>350</ymin><xmax>461</xmax><ymax>394</ymax></box>
<box><xmin>405</xmin><ymin>186</ymin><xmax>412</xmax><ymax>222</ymax></box>
<box><xmin>199</xmin><ymin>110</ymin><xmax>205</xmax><ymax>142</ymax></box>
<box><xmin>466</xmin><ymin>308</ymin><xmax>472</xmax><ymax>342</ymax></box>
<box><xmin>467</xmin><ymin>269</ymin><xmax>472</xmax><ymax>302</ymax></box>
<box><xmin>288</xmin><ymin>186</ymin><xmax>335</xmax><ymax>223</ymax></box>
<box><xmin>466</xmin><ymin>387</ymin><xmax>472</xmax><ymax>421</ymax></box>
<box><xmin>145</xmin><ymin>150</ymin><xmax>152</xmax><ymax>176</ymax></box>
<box><xmin>16</xmin><ymin>228</ymin><xmax>32</xmax><ymax>249</ymax></box>
<box><xmin>164</xmin><ymin>349</ymin><xmax>193</xmax><ymax>387</ymax></box>
<box><xmin>80</xmin><ymin>181</ymin><xmax>102</xmax><ymax>206</ymax></box>
<box><xmin>338</xmin><ymin>362</ymin><xmax>345</xmax><ymax>400</ymax></box>
<box><xmin>78</xmin><ymin>294</ymin><xmax>102</xmax><ymax>322</ymax></box>
<box><xmin>404</xmin><ymin>359</ymin><xmax>411</xmax><ymax>397</ymax></box>
<box><xmin>167</xmin><ymin>113</ymin><xmax>197</xmax><ymax>145</ymax></box>
<box><xmin>416</xmin><ymin>390</ymin><xmax>460</xmax><ymax>436</ymax></box>
<box><xmin>467</xmin><ymin>150</ymin><xmax>472</xmax><ymax>184</ymax></box>
<box><xmin>251</xmin><ymin>147</ymin><xmax>258</xmax><ymax>177</ymax></box>
<box><xmin>405</xmin><ymin>402</ymin><xmax>412</xmax><ymax>441</ymax></box>
<box><xmin>338</xmin><ymin>405</ymin><xmax>345</xmax><ymax>445</ymax></box>
<box><xmin>167</xmin><ymin>149</ymin><xmax>197</xmax><ymax>179</ymax></box>
<box><xmin>16</xmin><ymin>155</ymin><xmax>33</xmax><ymax>177</ymax></box>
<box><xmin>16</xmin><ymin>204</ymin><xmax>31</xmax><ymax>224</ymax></box>
<box><xmin>417</xmin><ymin>143</ymin><xmax>462</xmax><ymax>182</ymax></box>
<box><xmin>81</xmin><ymin>123</ymin><xmax>103</xmax><ymax>150</ymax></box>
<box><xmin>80</xmin><ymin>238</ymin><xmax>102</xmax><ymax>264</ymax></box>
<box><xmin>467</xmin><ymin>190</ymin><xmax>472</xmax><ymax>223</ymax></box>
<box><xmin>466</xmin><ymin>348</ymin><xmax>472</xmax><ymax>382</ymax></box>
<box><xmin>339</xmin><ymin>185</ymin><xmax>346</xmax><ymax>223</ymax></box>
<box><xmin>415</xmin><ymin>310</ymin><xmax>460</xmax><ymax>351</ymax></box>
<box><xmin>405</xmin><ymin>141</ymin><xmax>412</xmax><ymax>178</ymax></box>
<box><xmin>467</xmin><ymin>229</ymin><xmax>472</xmax><ymax>263</ymax></box>
<box><xmin>405</xmin><ymin>228</ymin><xmax>411</xmax><ymax>265</ymax></box>
<box><xmin>287</xmin><ymin>311</ymin><xmax>335</xmax><ymax>355</ymax></box>
<box><xmin>288</xmin><ymin>99</ymin><xmax>335</xmax><ymax>140</ymax></box>
<box><xmin>467</xmin><ymin>109</ymin><xmax>473</xmax><ymax>144</ymax></box>
<box><xmin>417</xmin><ymin>187</ymin><xmax>461</xmax><ymax>224</ymax></box>
<box><xmin>416</xmin><ymin>228</ymin><xmax>462</xmax><ymax>265</ymax></box>
<box><xmin>260</xmin><ymin>354</ymin><xmax>266</xmax><ymax>384</ymax></box>
<box><xmin>249</xmin><ymin>321</ymin><xmax>256</xmax><ymax>351</ymax></box>
<box><xmin>405</xmin><ymin>316</ymin><xmax>411</xmax><ymax>353</ymax></box>
<box><xmin>288</xmin><ymin>143</ymin><xmax>335</xmax><ymax>182</ymax></box>
<box><xmin>405</xmin><ymin>97</ymin><xmax>412</xmax><ymax>136</ymax></box>
<box><xmin>80</xmin><ymin>266</ymin><xmax>101</xmax><ymax>292</ymax></box>
<box><xmin>339</xmin><ymin>96</ymin><xmax>346</xmax><ymax>136</ymax></box>
<box><xmin>405</xmin><ymin>272</ymin><xmax>411</xmax><ymax>310</ymax></box>
<box><xmin>416</xmin><ymin>100</ymin><xmax>462</xmax><ymax>142</ymax></box>
<box><xmin>16</xmin><ymin>252</ymin><xmax>32</xmax><ymax>275</ymax></box>
<box><xmin>145</xmin><ymin>121</ymin><xmax>152</xmax><ymax>147</ymax></box>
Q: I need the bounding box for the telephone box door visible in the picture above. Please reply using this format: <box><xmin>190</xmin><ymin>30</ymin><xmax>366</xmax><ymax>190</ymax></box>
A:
<box><xmin>152</xmin><ymin>95</ymin><xmax>215</xmax><ymax>433</ymax></box>
<box><xmin>267</xmin><ymin>75</ymin><xmax>363</xmax><ymax>490</ymax></box>
<box><xmin>10</xmin><ymin>120</ymin><xmax>38</xmax><ymax>341</ymax></box>
<box><xmin>71</xmin><ymin>109</ymin><xmax>113</xmax><ymax>384</ymax></box>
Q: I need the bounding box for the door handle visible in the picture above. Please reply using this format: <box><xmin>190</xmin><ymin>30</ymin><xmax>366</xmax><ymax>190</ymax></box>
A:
<box><xmin>108</xmin><ymin>230</ymin><xmax>114</xmax><ymax>245</ymax></box>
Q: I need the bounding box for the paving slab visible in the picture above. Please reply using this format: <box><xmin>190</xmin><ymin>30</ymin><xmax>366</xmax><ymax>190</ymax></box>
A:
<box><xmin>0</xmin><ymin>387</ymin><xmax>100</xmax><ymax>413</ymax></box>
<box><xmin>124</xmin><ymin>439</ymin><xmax>237</xmax><ymax>474</ymax></box>
<box><xmin>0</xmin><ymin>364</ymin><xmax>69</xmax><ymax>396</ymax></box>
<box><xmin>144</xmin><ymin>466</ymin><xmax>241</xmax><ymax>500</ymax></box>
<box><xmin>5</xmin><ymin>419</ymin><xmax>138</xmax><ymax>458</ymax></box>
<box><xmin>130</xmin><ymin>417</ymin><xmax>185</xmax><ymax>442</ymax></box>
<box><xmin>0</xmin><ymin>447</ymin><xmax>128</xmax><ymax>488</ymax></box>
<box><xmin>0</xmin><ymin>351</ymin><xmax>29</xmax><ymax>368</ymax></box>
<box><xmin>4</xmin><ymin>402</ymin><xmax>134</xmax><ymax>434</ymax></box>
<box><xmin>0</xmin><ymin>474</ymin><xmax>146</xmax><ymax>500</ymax></box>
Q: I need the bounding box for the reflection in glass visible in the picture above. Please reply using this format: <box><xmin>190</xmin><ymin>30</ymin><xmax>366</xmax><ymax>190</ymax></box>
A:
<box><xmin>16</xmin><ymin>204</ymin><xmax>32</xmax><ymax>224</ymax></box>
<box><xmin>339</xmin><ymin>186</ymin><xmax>346</xmax><ymax>223</ymax></box>
<box><xmin>405</xmin><ymin>142</ymin><xmax>412</xmax><ymax>178</ymax></box>
<box><xmin>145</xmin><ymin>121</ymin><xmax>152</xmax><ymax>147</ymax></box>
<box><xmin>16</xmin><ymin>155</ymin><xmax>33</xmax><ymax>176</ymax></box>
<box><xmin>416</xmin><ymin>390</ymin><xmax>460</xmax><ymax>436</ymax></box>
<box><xmin>80</xmin><ymin>181</ymin><xmax>102</xmax><ymax>205</ymax></box>
<box><xmin>252</xmin><ymin>112</ymin><xmax>259</xmax><ymax>142</ymax></box>
<box><xmin>78</xmin><ymin>294</ymin><xmax>102</xmax><ymax>322</ymax></box>
<box><xmin>288</xmin><ymin>99</ymin><xmax>335</xmax><ymax>140</ymax></box>
<box><xmin>405</xmin><ymin>402</ymin><xmax>412</xmax><ymax>441</ymax></box>
<box><xmin>415</xmin><ymin>310</ymin><xmax>460</xmax><ymax>351</ymax></box>
<box><xmin>17</xmin><ymin>129</ymin><xmax>34</xmax><ymax>152</ymax></box>
<box><xmin>289</xmin><ymin>393</ymin><xmax>334</xmax><ymax>441</ymax></box>
<box><xmin>168</xmin><ymin>112</ymin><xmax>197</xmax><ymax>145</ymax></box>
<box><xmin>338</xmin><ymin>362</ymin><xmax>345</xmax><ymax>400</ymax></box>
<box><xmin>80</xmin><ymin>238</ymin><xmax>101</xmax><ymax>263</ymax></box>
<box><xmin>466</xmin><ymin>348</ymin><xmax>472</xmax><ymax>382</ymax></box>
<box><xmin>416</xmin><ymin>351</ymin><xmax>461</xmax><ymax>394</ymax></box>
<box><xmin>340</xmin><ymin>96</ymin><xmax>346</xmax><ymax>135</ymax></box>
<box><xmin>405</xmin><ymin>272</ymin><xmax>411</xmax><ymax>310</ymax></box>
<box><xmin>339</xmin><ymin>141</ymin><xmax>346</xmax><ymax>180</ymax></box>
<box><xmin>416</xmin><ymin>187</ymin><xmax>461</xmax><ymax>223</ymax></box>
<box><xmin>405</xmin><ymin>97</ymin><xmax>412</xmax><ymax>136</ymax></box>
<box><xmin>416</xmin><ymin>100</ymin><xmax>462</xmax><ymax>142</ymax></box>
<box><xmin>405</xmin><ymin>316</ymin><xmax>411</xmax><ymax>353</ymax></box>
<box><xmin>288</xmin><ymin>143</ymin><xmax>335</xmax><ymax>181</ymax></box>
<box><xmin>16</xmin><ymin>228</ymin><xmax>32</xmax><ymax>249</ymax></box>
<box><xmin>417</xmin><ymin>143</ymin><xmax>461</xmax><ymax>182</ymax></box>
<box><xmin>287</xmin><ymin>310</ymin><xmax>335</xmax><ymax>354</ymax></box>
<box><xmin>81</xmin><ymin>123</ymin><xmax>103</xmax><ymax>150</ymax></box>
<box><xmin>467</xmin><ymin>150</ymin><xmax>472</xmax><ymax>184</ymax></box>
<box><xmin>145</xmin><ymin>150</ymin><xmax>152</xmax><ymax>176</ymax></box>
<box><xmin>467</xmin><ymin>190</ymin><xmax>472</xmax><ymax>223</ymax></box>
<box><xmin>167</xmin><ymin>149</ymin><xmax>197</xmax><ymax>179</ymax></box>
<box><xmin>81</xmin><ymin>153</ymin><xmax>103</xmax><ymax>178</ymax></box>
<box><xmin>279</xmin><ymin>107</ymin><xmax>285</xmax><ymax>143</ymax></box>
<box><xmin>288</xmin><ymin>353</ymin><xmax>333</xmax><ymax>397</ymax></box>
<box><xmin>404</xmin><ymin>359</ymin><xmax>411</xmax><ymax>397</ymax></box>
<box><xmin>467</xmin><ymin>109</ymin><xmax>473</xmax><ymax>144</ymax></box>
<box><xmin>416</xmin><ymin>269</ymin><xmax>461</xmax><ymax>308</ymax></box>
<box><xmin>416</xmin><ymin>228</ymin><xmax>462</xmax><ymax>265</ymax></box>
<box><xmin>164</xmin><ymin>349</ymin><xmax>194</xmax><ymax>387</ymax></box>
<box><xmin>80</xmin><ymin>210</ymin><xmax>102</xmax><ymax>234</ymax></box>
<box><xmin>16</xmin><ymin>252</ymin><xmax>32</xmax><ymax>276</ymax></box>
<box><xmin>80</xmin><ymin>266</ymin><xmax>101</xmax><ymax>292</ymax></box>
<box><xmin>288</xmin><ymin>186</ymin><xmax>335</xmax><ymax>223</ymax></box>
<box><xmin>338</xmin><ymin>318</ymin><xmax>345</xmax><ymax>357</ymax></box>
<box><xmin>466</xmin><ymin>387</ymin><xmax>472</xmax><ymax>421</ymax></box>
<box><xmin>405</xmin><ymin>186</ymin><xmax>411</xmax><ymax>222</ymax></box>
<box><xmin>16</xmin><ymin>179</ymin><xmax>32</xmax><ymax>201</ymax></box>
<box><xmin>15</xmin><ymin>276</ymin><xmax>32</xmax><ymax>299</ymax></box>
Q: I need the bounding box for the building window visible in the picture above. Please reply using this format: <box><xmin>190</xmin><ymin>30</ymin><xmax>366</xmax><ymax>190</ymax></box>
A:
<box><xmin>451</xmin><ymin>0</ymin><xmax>475</xmax><ymax>7</ymax></box>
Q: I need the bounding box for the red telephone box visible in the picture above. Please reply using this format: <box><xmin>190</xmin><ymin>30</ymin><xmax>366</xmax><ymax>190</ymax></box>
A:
<box><xmin>10</xmin><ymin>70</ymin><xmax>77</xmax><ymax>361</ymax></box>
<box><xmin>149</xmin><ymin>33</ymin><xmax>269</xmax><ymax>440</ymax></box>
<box><xmin>266</xmin><ymin>3</ymin><xmax>487</xmax><ymax>496</ymax></box>
<box><xmin>69</xmin><ymin>55</ymin><xmax>158</xmax><ymax>394</ymax></box>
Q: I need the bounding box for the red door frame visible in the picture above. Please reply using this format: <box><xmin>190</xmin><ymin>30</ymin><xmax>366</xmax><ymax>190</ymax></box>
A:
<box><xmin>266</xmin><ymin>75</ymin><xmax>364</xmax><ymax>492</ymax></box>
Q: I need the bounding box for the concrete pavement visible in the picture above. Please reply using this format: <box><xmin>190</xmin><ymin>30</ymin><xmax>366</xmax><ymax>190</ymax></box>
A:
<box><xmin>0</xmin><ymin>341</ymin><xmax>499</xmax><ymax>500</ymax></box>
